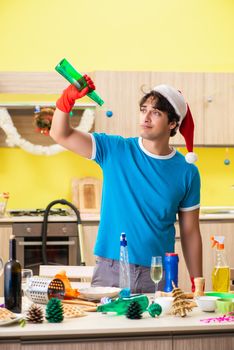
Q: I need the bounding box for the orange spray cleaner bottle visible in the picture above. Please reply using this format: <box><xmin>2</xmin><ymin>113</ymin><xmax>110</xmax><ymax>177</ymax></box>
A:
<box><xmin>211</xmin><ymin>236</ymin><xmax>230</xmax><ymax>292</ymax></box>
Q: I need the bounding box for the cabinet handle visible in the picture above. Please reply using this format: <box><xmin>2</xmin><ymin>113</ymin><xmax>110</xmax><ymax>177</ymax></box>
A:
<box><xmin>62</xmin><ymin>227</ymin><xmax>67</xmax><ymax>233</ymax></box>
<box><xmin>18</xmin><ymin>240</ymin><xmax>75</xmax><ymax>246</ymax></box>
<box><xmin>26</xmin><ymin>227</ymin><xmax>32</xmax><ymax>233</ymax></box>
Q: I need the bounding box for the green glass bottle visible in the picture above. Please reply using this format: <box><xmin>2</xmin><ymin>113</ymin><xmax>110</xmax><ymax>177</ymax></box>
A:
<box><xmin>97</xmin><ymin>295</ymin><xmax>149</xmax><ymax>315</ymax></box>
<box><xmin>55</xmin><ymin>58</ymin><xmax>104</xmax><ymax>106</ymax></box>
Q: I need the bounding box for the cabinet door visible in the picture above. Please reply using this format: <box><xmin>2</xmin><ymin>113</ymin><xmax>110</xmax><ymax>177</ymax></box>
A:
<box><xmin>199</xmin><ymin>220</ymin><xmax>234</xmax><ymax>291</ymax></box>
<box><xmin>94</xmin><ymin>71</ymin><xmax>155</xmax><ymax>137</ymax></box>
<box><xmin>174</xmin><ymin>334</ymin><xmax>234</xmax><ymax>350</ymax></box>
<box><xmin>150</xmin><ymin>72</ymin><xmax>205</xmax><ymax>145</ymax></box>
<box><xmin>82</xmin><ymin>222</ymin><xmax>99</xmax><ymax>265</ymax></box>
<box><xmin>204</xmin><ymin>73</ymin><xmax>234</xmax><ymax>145</ymax></box>
<box><xmin>22</xmin><ymin>339</ymin><xmax>172</xmax><ymax>350</ymax></box>
<box><xmin>94</xmin><ymin>71</ymin><xmax>204</xmax><ymax>144</ymax></box>
<box><xmin>174</xmin><ymin>223</ymin><xmax>191</xmax><ymax>292</ymax></box>
<box><xmin>0</xmin><ymin>225</ymin><xmax>12</xmax><ymax>296</ymax></box>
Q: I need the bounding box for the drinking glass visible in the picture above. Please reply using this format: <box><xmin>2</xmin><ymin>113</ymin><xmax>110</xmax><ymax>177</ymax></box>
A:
<box><xmin>150</xmin><ymin>256</ymin><xmax>163</xmax><ymax>295</ymax></box>
<box><xmin>21</xmin><ymin>269</ymin><xmax>33</xmax><ymax>309</ymax></box>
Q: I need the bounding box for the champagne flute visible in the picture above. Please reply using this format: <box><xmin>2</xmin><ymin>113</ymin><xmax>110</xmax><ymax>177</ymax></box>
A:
<box><xmin>150</xmin><ymin>256</ymin><xmax>163</xmax><ymax>295</ymax></box>
<box><xmin>21</xmin><ymin>269</ymin><xmax>33</xmax><ymax>309</ymax></box>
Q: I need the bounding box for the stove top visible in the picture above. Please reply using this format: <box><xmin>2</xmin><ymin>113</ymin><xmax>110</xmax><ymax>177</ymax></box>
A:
<box><xmin>9</xmin><ymin>208</ymin><xmax>70</xmax><ymax>217</ymax></box>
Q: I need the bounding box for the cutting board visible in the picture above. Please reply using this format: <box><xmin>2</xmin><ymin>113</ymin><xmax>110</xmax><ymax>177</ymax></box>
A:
<box><xmin>72</xmin><ymin>177</ymin><xmax>102</xmax><ymax>213</ymax></box>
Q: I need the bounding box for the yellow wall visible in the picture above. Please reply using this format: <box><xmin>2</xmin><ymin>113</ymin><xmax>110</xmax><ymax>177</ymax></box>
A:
<box><xmin>0</xmin><ymin>147</ymin><xmax>102</xmax><ymax>209</ymax></box>
<box><xmin>1</xmin><ymin>0</ymin><xmax>234</xmax><ymax>72</ymax></box>
<box><xmin>1</xmin><ymin>0</ymin><xmax>234</xmax><ymax>208</ymax></box>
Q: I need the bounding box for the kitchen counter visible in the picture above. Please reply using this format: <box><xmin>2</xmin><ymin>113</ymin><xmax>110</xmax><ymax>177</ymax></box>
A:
<box><xmin>1</xmin><ymin>207</ymin><xmax>234</xmax><ymax>223</ymax></box>
<box><xmin>0</xmin><ymin>300</ymin><xmax>234</xmax><ymax>349</ymax></box>
<box><xmin>0</xmin><ymin>213</ymin><xmax>100</xmax><ymax>223</ymax></box>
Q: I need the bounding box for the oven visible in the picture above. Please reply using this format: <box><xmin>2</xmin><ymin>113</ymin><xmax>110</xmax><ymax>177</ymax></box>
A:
<box><xmin>13</xmin><ymin>222</ymin><xmax>80</xmax><ymax>275</ymax></box>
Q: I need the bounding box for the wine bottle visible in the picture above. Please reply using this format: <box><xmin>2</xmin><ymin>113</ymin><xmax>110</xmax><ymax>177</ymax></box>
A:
<box><xmin>4</xmin><ymin>235</ymin><xmax>22</xmax><ymax>313</ymax></box>
<box><xmin>55</xmin><ymin>58</ymin><xmax>104</xmax><ymax>106</ymax></box>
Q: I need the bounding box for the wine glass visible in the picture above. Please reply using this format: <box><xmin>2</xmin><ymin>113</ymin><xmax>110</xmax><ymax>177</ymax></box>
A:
<box><xmin>150</xmin><ymin>256</ymin><xmax>163</xmax><ymax>295</ymax></box>
<box><xmin>21</xmin><ymin>269</ymin><xmax>33</xmax><ymax>309</ymax></box>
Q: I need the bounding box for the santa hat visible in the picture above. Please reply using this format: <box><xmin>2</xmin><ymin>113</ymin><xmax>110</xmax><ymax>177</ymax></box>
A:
<box><xmin>153</xmin><ymin>84</ymin><xmax>197</xmax><ymax>163</ymax></box>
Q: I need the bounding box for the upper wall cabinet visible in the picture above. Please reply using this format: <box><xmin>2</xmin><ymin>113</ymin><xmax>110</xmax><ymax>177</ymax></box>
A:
<box><xmin>94</xmin><ymin>71</ymin><xmax>151</xmax><ymax>137</ymax></box>
<box><xmin>1</xmin><ymin>71</ymin><xmax>234</xmax><ymax>147</ymax></box>
<box><xmin>94</xmin><ymin>71</ymin><xmax>205</xmax><ymax>145</ymax></box>
<box><xmin>204</xmin><ymin>73</ymin><xmax>234</xmax><ymax>145</ymax></box>
<box><xmin>150</xmin><ymin>72</ymin><xmax>205</xmax><ymax>145</ymax></box>
<box><xmin>0</xmin><ymin>72</ymin><xmax>95</xmax><ymax>147</ymax></box>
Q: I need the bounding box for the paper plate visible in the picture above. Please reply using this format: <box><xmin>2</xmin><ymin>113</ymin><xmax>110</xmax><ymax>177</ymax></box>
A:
<box><xmin>205</xmin><ymin>291</ymin><xmax>234</xmax><ymax>299</ymax></box>
<box><xmin>79</xmin><ymin>287</ymin><xmax>121</xmax><ymax>300</ymax></box>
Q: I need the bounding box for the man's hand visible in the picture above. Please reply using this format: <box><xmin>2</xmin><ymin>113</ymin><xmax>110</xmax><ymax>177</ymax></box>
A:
<box><xmin>56</xmin><ymin>74</ymin><xmax>95</xmax><ymax>113</ymax></box>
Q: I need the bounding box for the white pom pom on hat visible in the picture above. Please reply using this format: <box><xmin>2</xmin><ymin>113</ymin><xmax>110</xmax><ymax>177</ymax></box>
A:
<box><xmin>153</xmin><ymin>84</ymin><xmax>197</xmax><ymax>163</ymax></box>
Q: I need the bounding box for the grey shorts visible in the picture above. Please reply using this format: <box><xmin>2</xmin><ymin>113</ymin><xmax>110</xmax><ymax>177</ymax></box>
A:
<box><xmin>91</xmin><ymin>256</ymin><xmax>164</xmax><ymax>294</ymax></box>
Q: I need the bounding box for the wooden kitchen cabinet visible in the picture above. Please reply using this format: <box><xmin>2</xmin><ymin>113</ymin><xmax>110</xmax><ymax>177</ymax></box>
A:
<box><xmin>94</xmin><ymin>71</ymin><xmax>204</xmax><ymax>144</ymax></box>
<box><xmin>173</xmin><ymin>334</ymin><xmax>234</xmax><ymax>350</ymax></box>
<box><xmin>0</xmin><ymin>225</ymin><xmax>12</xmax><ymax>296</ymax></box>
<box><xmin>21</xmin><ymin>339</ymin><xmax>172</xmax><ymax>350</ymax></box>
<box><xmin>175</xmin><ymin>220</ymin><xmax>234</xmax><ymax>292</ymax></box>
<box><xmin>94</xmin><ymin>71</ymin><xmax>151</xmax><ymax>137</ymax></box>
<box><xmin>82</xmin><ymin>221</ymin><xmax>99</xmax><ymax>265</ymax></box>
<box><xmin>199</xmin><ymin>220</ymin><xmax>234</xmax><ymax>291</ymax></box>
<box><xmin>204</xmin><ymin>73</ymin><xmax>234</xmax><ymax>145</ymax></box>
<box><xmin>150</xmin><ymin>72</ymin><xmax>205</xmax><ymax>145</ymax></box>
<box><xmin>95</xmin><ymin>71</ymin><xmax>234</xmax><ymax>145</ymax></box>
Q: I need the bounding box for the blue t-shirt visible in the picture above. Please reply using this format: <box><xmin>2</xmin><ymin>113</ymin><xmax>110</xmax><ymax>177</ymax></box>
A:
<box><xmin>90</xmin><ymin>133</ymin><xmax>200</xmax><ymax>267</ymax></box>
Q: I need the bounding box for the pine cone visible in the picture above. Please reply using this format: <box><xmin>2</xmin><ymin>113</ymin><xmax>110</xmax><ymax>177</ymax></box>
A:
<box><xmin>26</xmin><ymin>304</ymin><xmax>44</xmax><ymax>323</ymax></box>
<box><xmin>126</xmin><ymin>301</ymin><xmax>143</xmax><ymax>319</ymax></box>
<box><xmin>46</xmin><ymin>298</ymin><xmax>64</xmax><ymax>323</ymax></box>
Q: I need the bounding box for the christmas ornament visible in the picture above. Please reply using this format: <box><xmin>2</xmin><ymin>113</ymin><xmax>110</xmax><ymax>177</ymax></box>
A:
<box><xmin>224</xmin><ymin>159</ymin><xmax>230</xmax><ymax>165</ymax></box>
<box><xmin>26</xmin><ymin>304</ymin><xmax>44</xmax><ymax>323</ymax></box>
<box><xmin>147</xmin><ymin>302</ymin><xmax>162</xmax><ymax>317</ymax></box>
<box><xmin>170</xmin><ymin>282</ymin><xmax>193</xmax><ymax>317</ymax></box>
<box><xmin>34</xmin><ymin>107</ymin><xmax>55</xmax><ymax>135</ymax></box>
<box><xmin>126</xmin><ymin>301</ymin><xmax>143</xmax><ymax>319</ymax></box>
<box><xmin>106</xmin><ymin>110</ymin><xmax>113</xmax><ymax>117</ymax></box>
<box><xmin>224</xmin><ymin>148</ymin><xmax>231</xmax><ymax>165</ymax></box>
<box><xmin>46</xmin><ymin>298</ymin><xmax>64</xmax><ymax>323</ymax></box>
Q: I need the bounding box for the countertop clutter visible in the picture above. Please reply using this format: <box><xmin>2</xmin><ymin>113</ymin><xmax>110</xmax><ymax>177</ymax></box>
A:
<box><xmin>0</xmin><ymin>296</ymin><xmax>234</xmax><ymax>349</ymax></box>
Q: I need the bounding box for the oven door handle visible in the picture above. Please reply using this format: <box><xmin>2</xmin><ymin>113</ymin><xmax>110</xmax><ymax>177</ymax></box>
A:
<box><xmin>18</xmin><ymin>241</ymin><xmax>76</xmax><ymax>246</ymax></box>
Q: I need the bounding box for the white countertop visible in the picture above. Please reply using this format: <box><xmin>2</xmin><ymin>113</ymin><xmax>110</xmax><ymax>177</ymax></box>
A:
<box><xmin>0</xmin><ymin>302</ymin><xmax>233</xmax><ymax>339</ymax></box>
<box><xmin>1</xmin><ymin>207</ymin><xmax>234</xmax><ymax>224</ymax></box>
<box><xmin>0</xmin><ymin>213</ymin><xmax>100</xmax><ymax>224</ymax></box>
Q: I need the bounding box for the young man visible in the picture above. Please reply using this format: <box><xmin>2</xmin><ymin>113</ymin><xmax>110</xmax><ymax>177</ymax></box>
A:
<box><xmin>50</xmin><ymin>76</ymin><xmax>202</xmax><ymax>293</ymax></box>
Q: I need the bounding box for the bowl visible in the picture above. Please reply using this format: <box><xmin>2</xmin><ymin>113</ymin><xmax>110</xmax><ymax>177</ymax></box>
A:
<box><xmin>154</xmin><ymin>297</ymin><xmax>173</xmax><ymax>314</ymax></box>
<box><xmin>216</xmin><ymin>298</ymin><xmax>234</xmax><ymax>314</ymax></box>
<box><xmin>196</xmin><ymin>296</ymin><xmax>218</xmax><ymax>312</ymax></box>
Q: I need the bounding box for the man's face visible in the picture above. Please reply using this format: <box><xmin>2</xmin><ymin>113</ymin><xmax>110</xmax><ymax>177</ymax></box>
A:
<box><xmin>139</xmin><ymin>97</ymin><xmax>175</xmax><ymax>141</ymax></box>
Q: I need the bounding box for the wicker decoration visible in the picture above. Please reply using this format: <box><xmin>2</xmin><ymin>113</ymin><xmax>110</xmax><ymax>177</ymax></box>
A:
<box><xmin>26</xmin><ymin>304</ymin><xmax>44</xmax><ymax>323</ymax></box>
<box><xmin>46</xmin><ymin>298</ymin><xmax>64</xmax><ymax>323</ymax></box>
<box><xmin>126</xmin><ymin>301</ymin><xmax>143</xmax><ymax>319</ymax></box>
<box><xmin>171</xmin><ymin>282</ymin><xmax>193</xmax><ymax>317</ymax></box>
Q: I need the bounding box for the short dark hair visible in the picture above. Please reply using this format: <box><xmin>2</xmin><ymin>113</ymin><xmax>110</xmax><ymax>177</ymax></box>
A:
<box><xmin>139</xmin><ymin>91</ymin><xmax>180</xmax><ymax>137</ymax></box>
